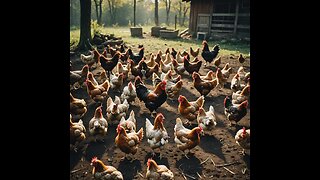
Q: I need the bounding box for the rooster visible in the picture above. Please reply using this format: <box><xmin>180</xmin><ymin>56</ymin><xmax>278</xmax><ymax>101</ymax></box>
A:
<box><xmin>146</xmin><ymin>159</ymin><xmax>174</xmax><ymax>180</ymax></box>
<box><xmin>235</xmin><ymin>127</ymin><xmax>250</xmax><ymax>155</ymax></box>
<box><xmin>115</xmin><ymin>124</ymin><xmax>144</xmax><ymax>160</ymax></box>
<box><xmin>90</xmin><ymin>157</ymin><xmax>124</xmax><ymax>180</ymax></box>
<box><xmin>174</xmin><ymin>118</ymin><xmax>203</xmax><ymax>158</ymax></box>
<box><xmin>201</xmin><ymin>41</ymin><xmax>220</xmax><ymax>67</ymax></box>
<box><xmin>224</xmin><ymin>96</ymin><xmax>248</xmax><ymax>126</ymax></box>
<box><xmin>145</xmin><ymin>113</ymin><xmax>169</xmax><ymax>159</ymax></box>
<box><xmin>89</xmin><ymin>106</ymin><xmax>108</xmax><ymax>142</ymax></box>
<box><xmin>134</xmin><ymin>76</ymin><xmax>167</xmax><ymax>117</ymax></box>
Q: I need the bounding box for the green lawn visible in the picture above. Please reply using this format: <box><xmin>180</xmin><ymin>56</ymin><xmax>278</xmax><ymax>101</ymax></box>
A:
<box><xmin>70</xmin><ymin>26</ymin><xmax>250</xmax><ymax>56</ymax></box>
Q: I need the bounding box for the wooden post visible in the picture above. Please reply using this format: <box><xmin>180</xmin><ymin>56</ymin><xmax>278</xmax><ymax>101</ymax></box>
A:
<box><xmin>133</xmin><ymin>0</ymin><xmax>136</xmax><ymax>27</ymax></box>
<box><xmin>175</xmin><ymin>14</ymin><xmax>177</xmax><ymax>30</ymax></box>
<box><xmin>233</xmin><ymin>0</ymin><xmax>240</xmax><ymax>35</ymax></box>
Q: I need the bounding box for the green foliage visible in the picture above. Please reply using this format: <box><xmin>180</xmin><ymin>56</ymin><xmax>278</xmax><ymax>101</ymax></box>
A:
<box><xmin>91</xmin><ymin>20</ymin><xmax>104</xmax><ymax>34</ymax></box>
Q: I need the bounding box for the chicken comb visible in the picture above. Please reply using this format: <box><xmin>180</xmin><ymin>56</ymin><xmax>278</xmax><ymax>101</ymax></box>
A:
<box><xmin>91</xmin><ymin>157</ymin><xmax>98</xmax><ymax>163</ymax></box>
<box><xmin>161</xmin><ymin>80</ymin><xmax>167</xmax><ymax>85</ymax></box>
<box><xmin>147</xmin><ymin>158</ymin><xmax>153</xmax><ymax>167</ymax></box>
<box><xmin>242</xmin><ymin>127</ymin><xmax>246</xmax><ymax>135</ymax></box>
<box><xmin>199</xmin><ymin>126</ymin><xmax>203</xmax><ymax>132</ymax></box>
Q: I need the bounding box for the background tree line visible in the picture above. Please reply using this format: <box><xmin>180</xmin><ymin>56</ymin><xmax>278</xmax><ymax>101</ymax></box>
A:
<box><xmin>70</xmin><ymin>0</ymin><xmax>190</xmax><ymax>28</ymax></box>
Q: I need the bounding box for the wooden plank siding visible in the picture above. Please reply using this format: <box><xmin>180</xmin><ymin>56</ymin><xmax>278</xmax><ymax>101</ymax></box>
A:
<box><xmin>183</xmin><ymin>0</ymin><xmax>250</xmax><ymax>37</ymax></box>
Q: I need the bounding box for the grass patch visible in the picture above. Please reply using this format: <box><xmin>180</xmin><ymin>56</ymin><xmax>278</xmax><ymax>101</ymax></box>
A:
<box><xmin>70</xmin><ymin>26</ymin><xmax>250</xmax><ymax>55</ymax></box>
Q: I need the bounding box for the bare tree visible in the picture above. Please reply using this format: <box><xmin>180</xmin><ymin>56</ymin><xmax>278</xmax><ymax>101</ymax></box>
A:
<box><xmin>181</xmin><ymin>1</ymin><xmax>189</xmax><ymax>26</ymax></box>
<box><xmin>106</xmin><ymin>0</ymin><xmax>117</xmax><ymax>25</ymax></box>
<box><xmin>77</xmin><ymin>0</ymin><xmax>92</xmax><ymax>51</ymax></box>
<box><xmin>93</xmin><ymin>0</ymin><xmax>103</xmax><ymax>25</ymax></box>
<box><xmin>155</xmin><ymin>0</ymin><xmax>159</xmax><ymax>26</ymax></box>
<box><xmin>162</xmin><ymin>0</ymin><xmax>171</xmax><ymax>26</ymax></box>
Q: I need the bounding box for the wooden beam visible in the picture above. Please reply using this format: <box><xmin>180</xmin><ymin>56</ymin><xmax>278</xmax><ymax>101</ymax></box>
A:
<box><xmin>233</xmin><ymin>0</ymin><xmax>240</xmax><ymax>35</ymax></box>
<box><xmin>212</xmin><ymin>13</ymin><xmax>250</xmax><ymax>17</ymax></box>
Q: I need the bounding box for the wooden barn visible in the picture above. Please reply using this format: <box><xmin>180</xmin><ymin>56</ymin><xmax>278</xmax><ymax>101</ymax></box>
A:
<box><xmin>182</xmin><ymin>0</ymin><xmax>250</xmax><ymax>38</ymax></box>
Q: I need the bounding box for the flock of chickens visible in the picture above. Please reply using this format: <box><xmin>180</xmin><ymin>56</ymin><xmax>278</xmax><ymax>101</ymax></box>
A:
<box><xmin>70</xmin><ymin>40</ymin><xmax>250</xmax><ymax>179</ymax></box>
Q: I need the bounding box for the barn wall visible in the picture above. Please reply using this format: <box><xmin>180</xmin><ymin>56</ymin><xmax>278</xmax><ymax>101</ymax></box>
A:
<box><xmin>189</xmin><ymin>0</ymin><xmax>214</xmax><ymax>35</ymax></box>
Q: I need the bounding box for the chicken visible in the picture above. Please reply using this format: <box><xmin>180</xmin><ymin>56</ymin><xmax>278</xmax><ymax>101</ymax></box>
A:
<box><xmin>119</xmin><ymin>49</ymin><xmax>130</xmax><ymax>62</ymax></box>
<box><xmin>128</xmin><ymin>47</ymin><xmax>144</xmax><ymax>64</ymax></box>
<box><xmin>90</xmin><ymin>157</ymin><xmax>124</xmax><ymax>180</ymax></box>
<box><xmin>87</xmin><ymin>72</ymin><xmax>99</xmax><ymax>86</ymax></box>
<box><xmin>216</xmin><ymin>68</ymin><xmax>227</xmax><ymax>87</ymax></box>
<box><xmin>237</xmin><ymin>66</ymin><xmax>247</xmax><ymax>81</ymax></box>
<box><xmin>154</xmin><ymin>51</ymin><xmax>162</xmax><ymax>64</ymax></box>
<box><xmin>166</xmin><ymin>80</ymin><xmax>183</xmax><ymax>100</ymax></box>
<box><xmin>238</xmin><ymin>53</ymin><xmax>246</xmax><ymax>63</ymax></box>
<box><xmin>213</xmin><ymin>56</ymin><xmax>221</xmax><ymax>68</ymax></box>
<box><xmin>95</xmin><ymin>70</ymin><xmax>108</xmax><ymax>85</ymax></box>
<box><xmin>230</xmin><ymin>73</ymin><xmax>241</xmax><ymax>91</ymax></box>
<box><xmin>151</xmin><ymin>72</ymin><xmax>162</xmax><ymax>88</ymax></box>
<box><xmin>80</xmin><ymin>49</ymin><xmax>100</xmax><ymax>67</ymax></box>
<box><xmin>70</xmin><ymin>115</ymin><xmax>86</xmax><ymax>152</ymax></box>
<box><xmin>146</xmin><ymin>159</ymin><xmax>174</xmax><ymax>180</ymax></box>
<box><xmin>109</xmin><ymin>73</ymin><xmax>124</xmax><ymax>92</ymax></box>
<box><xmin>142</xmin><ymin>62</ymin><xmax>160</xmax><ymax>79</ymax></box>
<box><xmin>135</xmin><ymin>76</ymin><xmax>167</xmax><ymax>117</ymax></box>
<box><xmin>160</xmin><ymin>70</ymin><xmax>181</xmax><ymax>83</ymax></box>
<box><xmin>106</xmin><ymin>96</ymin><xmax>129</xmax><ymax>124</ymax></box>
<box><xmin>171</xmin><ymin>47</ymin><xmax>177</xmax><ymax>59</ymax></box>
<box><xmin>159</xmin><ymin>60</ymin><xmax>173</xmax><ymax>73</ymax></box>
<box><xmin>146</xmin><ymin>54</ymin><xmax>156</xmax><ymax>67</ymax></box>
<box><xmin>192</xmin><ymin>72</ymin><xmax>219</xmax><ymax>97</ymax></box>
<box><xmin>119</xmin><ymin>110</ymin><xmax>136</xmax><ymax>133</ymax></box>
<box><xmin>224</xmin><ymin>96</ymin><xmax>248</xmax><ymax>126</ymax></box>
<box><xmin>178</xmin><ymin>95</ymin><xmax>204</xmax><ymax>122</ymax></box>
<box><xmin>221</xmin><ymin>63</ymin><xmax>233</xmax><ymax>79</ymax></box>
<box><xmin>162</xmin><ymin>53</ymin><xmax>172</xmax><ymax>65</ymax></box>
<box><xmin>89</xmin><ymin>106</ymin><xmax>108</xmax><ymax>141</ymax></box>
<box><xmin>183</xmin><ymin>56</ymin><xmax>202</xmax><ymax>75</ymax></box>
<box><xmin>146</xmin><ymin>113</ymin><xmax>169</xmax><ymax>158</ymax></box>
<box><xmin>190</xmin><ymin>46</ymin><xmax>200</xmax><ymax>57</ymax></box>
<box><xmin>70</xmin><ymin>93</ymin><xmax>87</xmax><ymax>120</ymax></box>
<box><xmin>128</xmin><ymin>59</ymin><xmax>145</xmax><ymax>78</ymax></box>
<box><xmin>70</xmin><ymin>65</ymin><xmax>89</xmax><ymax>90</ymax></box>
<box><xmin>201</xmin><ymin>41</ymin><xmax>220</xmax><ymax>66</ymax></box>
<box><xmin>174</xmin><ymin>117</ymin><xmax>203</xmax><ymax>158</ymax></box>
<box><xmin>197</xmin><ymin>106</ymin><xmax>217</xmax><ymax>131</ymax></box>
<box><xmin>115</xmin><ymin>124</ymin><xmax>144</xmax><ymax>159</ymax></box>
<box><xmin>172</xmin><ymin>58</ymin><xmax>185</xmax><ymax>75</ymax></box>
<box><xmin>99</xmin><ymin>51</ymin><xmax>121</xmax><ymax>78</ymax></box>
<box><xmin>200</xmin><ymin>70</ymin><xmax>215</xmax><ymax>81</ymax></box>
<box><xmin>232</xmin><ymin>84</ymin><xmax>250</xmax><ymax>104</ymax></box>
<box><xmin>85</xmin><ymin>78</ymin><xmax>109</xmax><ymax>103</ymax></box>
<box><xmin>106</xmin><ymin>44</ymin><xmax>118</xmax><ymax>57</ymax></box>
<box><xmin>113</xmin><ymin>62</ymin><xmax>130</xmax><ymax>80</ymax></box>
<box><xmin>235</xmin><ymin>127</ymin><xmax>250</xmax><ymax>155</ymax></box>
<box><xmin>120</xmin><ymin>81</ymin><xmax>137</xmax><ymax>104</ymax></box>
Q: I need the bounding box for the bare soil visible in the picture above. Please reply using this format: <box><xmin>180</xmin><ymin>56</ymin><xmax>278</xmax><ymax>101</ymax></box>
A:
<box><xmin>70</xmin><ymin>44</ymin><xmax>250</xmax><ymax>180</ymax></box>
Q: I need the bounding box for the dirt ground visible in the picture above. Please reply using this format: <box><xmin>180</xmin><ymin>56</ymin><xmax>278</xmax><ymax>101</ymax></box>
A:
<box><xmin>70</xmin><ymin>44</ymin><xmax>250</xmax><ymax>180</ymax></box>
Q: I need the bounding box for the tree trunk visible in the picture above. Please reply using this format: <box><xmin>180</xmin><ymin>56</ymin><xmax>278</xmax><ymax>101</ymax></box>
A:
<box><xmin>107</xmin><ymin>0</ymin><xmax>116</xmax><ymax>25</ymax></box>
<box><xmin>182</xmin><ymin>6</ymin><xmax>189</xmax><ymax>26</ymax></box>
<box><xmin>77</xmin><ymin>0</ymin><xmax>92</xmax><ymax>51</ymax></box>
<box><xmin>95</xmin><ymin>1</ymin><xmax>99</xmax><ymax>23</ymax></box>
<box><xmin>165</xmin><ymin>0</ymin><xmax>171</xmax><ymax>26</ymax></box>
<box><xmin>133</xmin><ymin>0</ymin><xmax>136</xmax><ymax>27</ymax></box>
<box><xmin>155</xmin><ymin>0</ymin><xmax>159</xmax><ymax>26</ymax></box>
<box><xmin>178</xmin><ymin>2</ymin><xmax>182</xmax><ymax>26</ymax></box>
<box><xmin>70</xmin><ymin>0</ymin><xmax>73</xmax><ymax>26</ymax></box>
<box><xmin>98</xmin><ymin>0</ymin><xmax>103</xmax><ymax>25</ymax></box>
